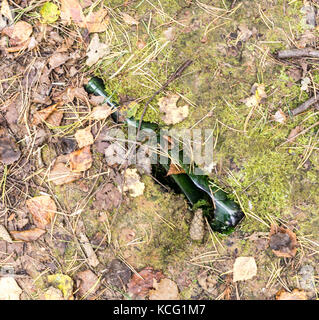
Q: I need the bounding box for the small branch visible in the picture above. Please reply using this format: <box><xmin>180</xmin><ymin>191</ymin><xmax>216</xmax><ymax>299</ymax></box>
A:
<box><xmin>291</xmin><ymin>93</ymin><xmax>319</xmax><ymax>116</ymax></box>
<box><xmin>136</xmin><ymin>59</ymin><xmax>193</xmax><ymax>138</ymax></box>
<box><xmin>277</xmin><ymin>48</ymin><xmax>319</xmax><ymax>59</ymax></box>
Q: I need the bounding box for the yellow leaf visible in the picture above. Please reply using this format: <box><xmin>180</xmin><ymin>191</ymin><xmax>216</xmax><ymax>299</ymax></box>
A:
<box><xmin>47</xmin><ymin>274</ymin><xmax>74</xmax><ymax>299</ymax></box>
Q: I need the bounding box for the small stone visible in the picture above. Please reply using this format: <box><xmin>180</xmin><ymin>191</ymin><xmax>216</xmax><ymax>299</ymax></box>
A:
<box><xmin>298</xmin><ymin>265</ymin><xmax>315</xmax><ymax>292</ymax></box>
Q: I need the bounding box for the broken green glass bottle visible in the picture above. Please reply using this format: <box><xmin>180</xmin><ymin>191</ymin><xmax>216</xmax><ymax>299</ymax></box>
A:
<box><xmin>85</xmin><ymin>77</ymin><xmax>244</xmax><ymax>233</ymax></box>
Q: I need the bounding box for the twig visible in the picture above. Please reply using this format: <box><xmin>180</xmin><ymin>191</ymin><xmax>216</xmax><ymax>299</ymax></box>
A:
<box><xmin>136</xmin><ymin>59</ymin><xmax>193</xmax><ymax>138</ymax></box>
<box><xmin>277</xmin><ymin>49</ymin><xmax>319</xmax><ymax>59</ymax></box>
<box><xmin>291</xmin><ymin>93</ymin><xmax>319</xmax><ymax>116</ymax></box>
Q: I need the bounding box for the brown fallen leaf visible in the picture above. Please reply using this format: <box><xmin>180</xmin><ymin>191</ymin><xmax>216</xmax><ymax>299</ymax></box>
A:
<box><xmin>269</xmin><ymin>224</ymin><xmax>298</xmax><ymax>258</ymax></box>
<box><xmin>79</xmin><ymin>233</ymin><xmax>99</xmax><ymax>267</ymax></box>
<box><xmin>0</xmin><ymin>130</ymin><xmax>21</xmax><ymax>165</ymax></box>
<box><xmin>287</xmin><ymin>126</ymin><xmax>302</xmax><ymax>143</ymax></box>
<box><xmin>60</xmin><ymin>0</ymin><xmax>108</xmax><ymax>33</ymax></box>
<box><xmin>54</xmin><ymin>86</ymin><xmax>88</xmax><ymax>104</ymax></box>
<box><xmin>46</xmin><ymin>110</ymin><xmax>63</xmax><ymax>127</ymax></box>
<box><xmin>2</xmin><ymin>21</ymin><xmax>32</xmax><ymax>46</ymax></box>
<box><xmin>60</xmin><ymin>0</ymin><xmax>85</xmax><ymax>25</ymax></box>
<box><xmin>104</xmin><ymin>259</ymin><xmax>132</xmax><ymax>288</ymax></box>
<box><xmin>75</xmin><ymin>127</ymin><xmax>94</xmax><ymax>148</ymax></box>
<box><xmin>26</xmin><ymin>195</ymin><xmax>56</xmax><ymax>229</ymax></box>
<box><xmin>166</xmin><ymin>163</ymin><xmax>185</xmax><ymax>176</ymax></box>
<box><xmin>4</xmin><ymin>38</ymin><xmax>31</xmax><ymax>53</ymax></box>
<box><xmin>48</xmin><ymin>52</ymin><xmax>70</xmax><ymax>70</ymax></box>
<box><xmin>276</xmin><ymin>288</ymin><xmax>307</xmax><ymax>300</ymax></box>
<box><xmin>32</xmin><ymin>104</ymin><xmax>58</xmax><ymax>125</ymax></box>
<box><xmin>0</xmin><ymin>224</ymin><xmax>13</xmax><ymax>242</ymax></box>
<box><xmin>77</xmin><ymin>270</ymin><xmax>99</xmax><ymax>299</ymax></box>
<box><xmin>127</xmin><ymin>267</ymin><xmax>165</xmax><ymax>299</ymax></box>
<box><xmin>94</xmin><ymin>183</ymin><xmax>122</xmax><ymax>211</ymax></box>
<box><xmin>48</xmin><ymin>160</ymin><xmax>82</xmax><ymax>186</ymax></box>
<box><xmin>10</xmin><ymin>228</ymin><xmax>46</xmax><ymax>241</ymax></box>
<box><xmin>69</xmin><ymin>146</ymin><xmax>93</xmax><ymax>172</ymax></box>
<box><xmin>233</xmin><ymin>256</ymin><xmax>257</xmax><ymax>282</ymax></box>
<box><xmin>122</xmin><ymin>13</ymin><xmax>139</xmax><ymax>25</ymax></box>
<box><xmin>89</xmin><ymin>105</ymin><xmax>112</xmax><ymax>120</ymax></box>
<box><xmin>85</xmin><ymin>8</ymin><xmax>109</xmax><ymax>33</ymax></box>
<box><xmin>158</xmin><ymin>94</ymin><xmax>189</xmax><ymax>125</ymax></box>
<box><xmin>86</xmin><ymin>33</ymin><xmax>110</xmax><ymax>67</ymax></box>
<box><xmin>149</xmin><ymin>278</ymin><xmax>180</xmax><ymax>300</ymax></box>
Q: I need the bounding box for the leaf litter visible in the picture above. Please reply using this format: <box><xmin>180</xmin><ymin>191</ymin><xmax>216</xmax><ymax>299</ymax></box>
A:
<box><xmin>1</xmin><ymin>0</ymin><xmax>319</xmax><ymax>302</ymax></box>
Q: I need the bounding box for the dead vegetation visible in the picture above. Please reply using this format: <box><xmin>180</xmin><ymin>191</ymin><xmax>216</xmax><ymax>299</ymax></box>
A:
<box><xmin>0</xmin><ymin>0</ymin><xmax>319</xmax><ymax>301</ymax></box>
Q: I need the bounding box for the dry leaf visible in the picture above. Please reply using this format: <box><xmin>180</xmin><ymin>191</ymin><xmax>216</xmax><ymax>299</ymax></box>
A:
<box><xmin>276</xmin><ymin>288</ymin><xmax>307</xmax><ymax>300</ymax></box>
<box><xmin>149</xmin><ymin>278</ymin><xmax>180</xmax><ymax>300</ymax></box>
<box><xmin>0</xmin><ymin>277</ymin><xmax>22</xmax><ymax>300</ymax></box>
<box><xmin>43</xmin><ymin>286</ymin><xmax>64</xmax><ymax>300</ymax></box>
<box><xmin>287</xmin><ymin>126</ymin><xmax>302</xmax><ymax>143</ymax></box>
<box><xmin>127</xmin><ymin>267</ymin><xmax>165</xmax><ymax>299</ymax></box>
<box><xmin>54</xmin><ymin>86</ymin><xmax>88</xmax><ymax>104</ymax></box>
<box><xmin>48</xmin><ymin>162</ymin><xmax>82</xmax><ymax>185</ymax></box>
<box><xmin>89</xmin><ymin>105</ymin><xmax>112</xmax><ymax>120</ymax></box>
<box><xmin>0</xmin><ymin>225</ymin><xmax>13</xmax><ymax>242</ymax></box>
<box><xmin>104</xmin><ymin>259</ymin><xmax>132</xmax><ymax>288</ymax></box>
<box><xmin>60</xmin><ymin>0</ymin><xmax>85</xmax><ymax>25</ymax></box>
<box><xmin>243</xmin><ymin>83</ymin><xmax>267</xmax><ymax>108</ymax></box>
<box><xmin>79</xmin><ymin>233</ymin><xmax>99</xmax><ymax>267</ymax></box>
<box><xmin>123</xmin><ymin>168</ymin><xmax>145</xmax><ymax>197</ymax></box>
<box><xmin>10</xmin><ymin>228</ymin><xmax>46</xmax><ymax>241</ymax></box>
<box><xmin>233</xmin><ymin>257</ymin><xmax>257</xmax><ymax>282</ymax></box>
<box><xmin>122</xmin><ymin>13</ymin><xmax>139</xmax><ymax>25</ymax></box>
<box><xmin>69</xmin><ymin>146</ymin><xmax>93</xmax><ymax>172</ymax></box>
<box><xmin>48</xmin><ymin>52</ymin><xmax>70</xmax><ymax>70</ymax></box>
<box><xmin>166</xmin><ymin>163</ymin><xmax>185</xmax><ymax>176</ymax></box>
<box><xmin>77</xmin><ymin>270</ymin><xmax>99</xmax><ymax>298</ymax></box>
<box><xmin>86</xmin><ymin>33</ymin><xmax>110</xmax><ymax>67</ymax></box>
<box><xmin>26</xmin><ymin>195</ymin><xmax>56</xmax><ymax>229</ymax></box>
<box><xmin>32</xmin><ymin>104</ymin><xmax>58</xmax><ymax>125</ymax></box>
<box><xmin>94</xmin><ymin>183</ymin><xmax>122</xmax><ymax>211</ymax></box>
<box><xmin>1</xmin><ymin>0</ymin><xmax>13</xmax><ymax>22</ymax></box>
<box><xmin>75</xmin><ymin>127</ymin><xmax>94</xmax><ymax>148</ymax></box>
<box><xmin>0</xmin><ymin>130</ymin><xmax>21</xmax><ymax>165</ymax></box>
<box><xmin>46</xmin><ymin>110</ymin><xmax>63</xmax><ymax>127</ymax></box>
<box><xmin>60</xmin><ymin>0</ymin><xmax>108</xmax><ymax>33</ymax></box>
<box><xmin>47</xmin><ymin>274</ymin><xmax>74</xmax><ymax>300</ymax></box>
<box><xmin>272</xmin><ymin>109</ymin><xmax>287</xmax><ymax>124</ymax></box>
<box><xmin>2</xmin><ymin>21</ymin><xmax>32</xmax><ymax>46</ymax></box>
<box><xmin>85</xmin><ymin>8</ymin><xmax>109</xmax><ymax>33</ymax></box>
<box><xmin>238</xmin><ymin>24</ymin><xmax>252</xmax><ymax>41</ymax></box>
<box><xmin>158</xmin><ymin>94</ymin><xmax>189</xmax><ymax>125</ymax></box>
<box><xmin>269</xmin><ymin>224</ymin><xmax>297</xmax><ymax>258</ymax></box>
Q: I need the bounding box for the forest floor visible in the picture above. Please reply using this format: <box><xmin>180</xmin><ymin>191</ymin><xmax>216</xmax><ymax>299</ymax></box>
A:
<box><xmin>1</xmin><ymin>0</ymin><xmax>319</xmax><ymax>300</ymax></box>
